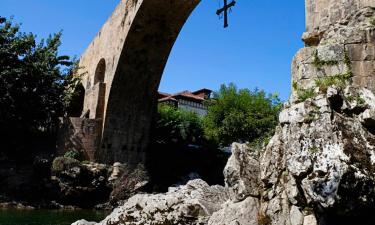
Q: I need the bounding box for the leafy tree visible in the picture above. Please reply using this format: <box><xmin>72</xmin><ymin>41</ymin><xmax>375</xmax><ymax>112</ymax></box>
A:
<box><xmin>0</xmin><ymin>17</ymin><xmax>79</xmax><ymax>154</ymax></box>
<box><xmin>203</xmin><ymin>83</ymin><xmax>282</xmax><ymax>147</ymax></box>
<box><xmin>153</xmin><ymin>104</ymin><xmax>204</xmax><ymax>146</ymax></box>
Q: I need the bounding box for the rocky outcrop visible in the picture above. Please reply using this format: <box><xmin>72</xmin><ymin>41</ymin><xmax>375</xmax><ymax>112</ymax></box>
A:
<box><xmin>51</xmin><ymin>157</ymin><xmax>113</xmax><ymax>208</ymax></box>
<box><xmin>74</xmin><ymin>85</ymin><xmax>375</xmax><ymax>223</ymax></box>
<box><xmin>260</xmin><ymin>85</ymin><xmax>375</xmax><ymax>225</ymax></box>
<box><xmin>73</xmin><ymin>179</ymin><xmax>229</xmax><ymax>225</ymax></box>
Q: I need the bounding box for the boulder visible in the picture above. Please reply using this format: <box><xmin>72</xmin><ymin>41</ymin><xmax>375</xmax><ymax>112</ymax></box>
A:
<box><xmin>75</xmin><ymin>179</ymin><xmax>228</xmax><ymax>225</ymax></box>
<box><xmin>208</xmin><ymin>197</ymin><xmax>259</xmax><ymax>225</ymax></box>
<box><xmin>224</xmin><ymin>143</ymin><xmax>260</xmax><ymax>201</ymax></box>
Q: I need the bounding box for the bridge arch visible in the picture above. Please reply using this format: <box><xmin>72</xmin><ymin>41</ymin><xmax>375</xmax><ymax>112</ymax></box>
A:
<box><xmin>78</xmin><ymin>0</ymin><xmax>201</xmax><ymax>165</ymax></box>
<box><xmin>94</xmin><ymin>58</ymin><xmax>106</xmax><ymax>85</ymax></box>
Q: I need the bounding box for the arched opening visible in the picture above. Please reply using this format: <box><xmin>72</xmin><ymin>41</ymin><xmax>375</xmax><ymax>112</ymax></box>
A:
<box><xmin>67</xmin><ymin>83</ymin><xmax>85</xmax><ymax>117</ymax></box>
<box><xmin>94</xmin><ymin>59</ymin><xmax>106</xmax><ymax>84</ymax></box>
<box><xmin>94</xmin><ymin>59</ymin><xmax>106</xmax><ymax>119</ymax></box>
<box><xmin>100</xmin><ymin>0</ymin><xmax>200</xmax><ymax>164</ymax></box>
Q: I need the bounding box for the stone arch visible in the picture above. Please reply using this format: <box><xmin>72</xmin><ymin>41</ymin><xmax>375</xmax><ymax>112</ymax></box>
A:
<box><xmin>94</xmin><ymin>58</ymin><xmax>106</xmax><ymax>85</ymax></box>
<box><xmin>99</xmin><ymin>0</ymin><xmax>200</xmax><ymax>165</ymax></box>
<box><xmin>78</xmin><ymin>0</ymin><xmax>201</xmax><ymax>164</ymax></box>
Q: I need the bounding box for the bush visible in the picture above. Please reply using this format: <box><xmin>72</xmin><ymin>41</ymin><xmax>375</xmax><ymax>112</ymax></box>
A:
<box><xmin>51</xmin><ymin>156</ymin><xmax>81</xmax><ymax>174</ymax></box>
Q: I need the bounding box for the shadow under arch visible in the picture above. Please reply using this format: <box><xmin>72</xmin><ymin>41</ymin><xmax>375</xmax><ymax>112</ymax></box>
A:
<box><xmin>94</xmin><ymin>59</ymin><xmax>106</xmax><ymax>85</ymax></box>
<box><xmin>98</xmin><ymin>0</ymin><xmax>201</xmax><ymax>165</ymax></box>
<box><xmin>94</xmin><ymin>58</ymin><xmax>106</xmax><ymax>119</ymax></box>
<box><xmin>67</xmin><ymin>83</ymin><xmax>85</xmax><ymax>117</ymax></box>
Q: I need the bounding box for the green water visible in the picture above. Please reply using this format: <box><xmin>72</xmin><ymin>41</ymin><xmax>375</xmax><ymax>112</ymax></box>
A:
<box><xmin>0</xmin><ymin>209</ymin><xmax>107</xmax><ymax>225</ymax></box>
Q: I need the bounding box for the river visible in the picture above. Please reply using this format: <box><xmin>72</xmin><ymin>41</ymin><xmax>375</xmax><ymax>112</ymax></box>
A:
<box><xmin>0</xmin><ymin>209</ymin><xmax>107</xmax><ymax>225</ymax></box>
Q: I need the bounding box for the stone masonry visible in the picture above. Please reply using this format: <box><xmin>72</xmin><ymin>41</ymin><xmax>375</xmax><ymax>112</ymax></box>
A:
<box><xmin>64</xmin><ymin>0</ymin><xmax>201</xmax><ymax>165</ymax></box>
<box><xmin>295</xmin><ymin>0</ymin><xmax>375</xmax><ymax>100</ymax></box>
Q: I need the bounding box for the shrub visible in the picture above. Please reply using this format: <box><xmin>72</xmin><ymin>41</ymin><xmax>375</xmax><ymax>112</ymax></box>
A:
<box><xmin>51</xmin><ymin>156</ymin><xmax>81</xmax><ymax>174</ymax></box>
<box><xmin>64</xmin><ymin>150</ymin><xmax>81</xmax><ymax>160</ymax></box>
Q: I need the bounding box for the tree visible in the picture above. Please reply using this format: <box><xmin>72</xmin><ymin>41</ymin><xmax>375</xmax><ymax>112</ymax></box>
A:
<box><xmin>153</xmin><ymin>104</ymin><xmax>204</xmax><ymax>146</ymax></box>
<box><xmin>0</xmin><ymin>17</ymin><xmax>78</xmax><ymax>154</ymax></box>
<box><xmin>203</xmin><ymin>83</ymin><xmax>282</xmax><ymax>147</ymax></box>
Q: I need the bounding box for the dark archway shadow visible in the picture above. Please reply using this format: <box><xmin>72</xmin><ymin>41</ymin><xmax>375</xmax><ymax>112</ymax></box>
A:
<box><xmin>67</xmin><ymin>83</ymin><xmax>85</xmax><ymax>117</ymax></box>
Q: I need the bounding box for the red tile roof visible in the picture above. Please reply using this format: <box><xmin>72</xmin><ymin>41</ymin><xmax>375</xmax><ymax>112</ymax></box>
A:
<box><xmin>158</xmin><ymin>89</ymin><xmax>212</xmax><ymax>103</ymax></box>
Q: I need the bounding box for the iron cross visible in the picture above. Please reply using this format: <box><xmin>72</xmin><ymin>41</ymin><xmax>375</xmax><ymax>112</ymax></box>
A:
<box><xmin>216</xmin><ymin>0</ymin><xmax>236</xmax><ymax>28</ymax></box>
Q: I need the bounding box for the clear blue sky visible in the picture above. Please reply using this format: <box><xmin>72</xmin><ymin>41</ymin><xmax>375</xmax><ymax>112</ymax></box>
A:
<box><xmin>1</xmin><ymin>0</ymin><xmax>306</xmax><ymax>100</ymax></box>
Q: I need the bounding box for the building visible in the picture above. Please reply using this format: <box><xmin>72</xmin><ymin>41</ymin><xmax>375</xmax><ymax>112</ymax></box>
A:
<box><xmin>158</xmin><ymin>89</ymin><xmax>212</xmax><ymax>116</ymax></box>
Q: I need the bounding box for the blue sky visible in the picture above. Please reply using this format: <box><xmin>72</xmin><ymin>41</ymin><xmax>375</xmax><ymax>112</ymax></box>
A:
<box><xmin>1</xmin><ymin>0</ymin><xmax>306</xmax><ymax>100</ymax></box>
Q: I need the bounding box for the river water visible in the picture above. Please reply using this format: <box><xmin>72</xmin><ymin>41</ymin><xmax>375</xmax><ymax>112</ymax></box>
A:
<box><xmin>0</xmin><ymin>209</ymin><xmax>107</xmax><ymax>225</ymax></box>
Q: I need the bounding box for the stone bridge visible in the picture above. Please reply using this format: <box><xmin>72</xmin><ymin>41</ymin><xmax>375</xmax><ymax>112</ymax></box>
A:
<box><xmin>65</xmin><ymin>0</ymin><xmax>201</xmax><ymax>165</ymax></box>
<box><xmin>61</xmin><ymin>0</ymin><xmax>375</xmax><ymax>166</ymax></box>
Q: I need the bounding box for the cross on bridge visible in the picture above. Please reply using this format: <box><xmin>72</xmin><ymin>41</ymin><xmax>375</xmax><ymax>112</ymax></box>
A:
<box><xmin>216</xmin><ymin>0</ymin><xmax>236</xmax><ymax>28</ymax></box>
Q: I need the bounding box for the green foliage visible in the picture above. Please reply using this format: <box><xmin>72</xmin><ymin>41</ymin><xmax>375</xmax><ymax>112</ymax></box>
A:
<box><xmin>154</xmin><ymin>104</ymin><xmax>204</xmax><ymax>146</ymax></box>
<box><xmin>292</xmin><ymin>81</ymin><xmax>298</xmax><ymax>91</ymax></box>
<box><xmin>297</xmin><ymin>88</ymin><xmax>316</xmax><ymax>102</ymax></box>
<box><xmin>346</xmin><ymin>94</ymin><xmax>366</xmax><ymax>105</ymax></box>
<box><xmin>63</xmin><ymin>150</ymin><xmax>82</xmax><ymax>160</ymax></box>
<box><xmin>314</xmin><ymin>71</ymin><xmax>353</xmax><ymax>93</ymax></box>
<box><xmin>51</xmin><ymin>156</ymin><xmax>81</xmax><ymax>173</ymax></box>
<box><xmin>0</xmin><ymin>17</ymin><xmax>80</xmax><ymax>153</ymax></box>
<box><xmin>309</xmin><ymin>146</ymin><xmax>319</xmax><ymax>153</ymax></box>
<box><xmin>313</xmin><ymin>50</ymin><xmax>339</xmax><ymax>69</ymax></box>
<box><xmin>203</xmin><ymin>83</ymin><xmax>282</xmax><ymax>147</ymax></box>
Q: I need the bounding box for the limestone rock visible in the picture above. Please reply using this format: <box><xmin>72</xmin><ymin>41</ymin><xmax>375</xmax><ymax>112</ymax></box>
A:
<box><xmin>224</xmin><ymin>143</ymin><xmax>260</xmax><ymax>201</ymax></box>
<box><xmin>109</xmin><ymin>163</ymin><xmax>149</xmax><ymax>206</ymax></box>
<box><xmin>303</xmin><ymin>215</ymin><xmax>317</xmax><ymax>225</ymax></box>
<box><xmin>208</xmin><ymin>197</ymin><xmax>259</xmax><ymax>225</ymax></box>
<box><xmin>76</xmin><ymin>179</ymin><xmax>229</xmax><ymax>225</ymax></box>
<box><xmin>290</xmin><ymin>206</ymin><xmax>304</xmax><ymax>225</ymax></box>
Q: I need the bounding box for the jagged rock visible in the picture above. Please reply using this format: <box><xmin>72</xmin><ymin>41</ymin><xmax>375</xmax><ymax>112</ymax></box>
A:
<box><xmin>360</xmin><ymin>109</ymin><xmax>375</xmax><ymax>128</ymax></box>
<box><xmin>208</xmin><ymin>197</ymin><xmax>259</xmax><ymax>225</ymax></box>
<box><xmin>76</xmin><ymin>179</ymin><xmax>229</xmax><ymax>225</ymax></box>
<box><xmin>224</xmin><ymin>143</ymin><xmax>260</xmax><ymax>201</ymax></box>
<box><xmin>290</xmin><ymin>206</ymin><xmax>304</xmax><ymax>225</ymax></box>
<box><xmin>303</xmin><ymin>215</ymin><xmax>318</xmax><ymax>225</ymax></box>
<box><xmin>109</xmin><ymin>163</ymin><xmax>149</xmax><ymax>206</ymax></box>
<box><xmin>108</xmin><ymin>162</ymin><xmax>125</xmax><ymax>183</ymax></box>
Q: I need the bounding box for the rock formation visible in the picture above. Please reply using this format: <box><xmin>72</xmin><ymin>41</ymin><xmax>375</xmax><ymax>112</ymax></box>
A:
<box><xmin>74</xmin><ymin>1</ymin><xmax>375</xmax><ymax>225</ymax></box>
